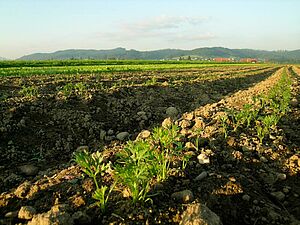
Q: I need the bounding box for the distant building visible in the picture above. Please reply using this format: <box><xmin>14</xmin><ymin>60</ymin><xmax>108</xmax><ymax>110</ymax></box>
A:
<box><xmin>214</xmin><ymin>58</ymin><xmax>233</xmax><ymax>62</ymax></box>
<box><xmin>240</xmin><ymin>58</ymin><xmax>258</xmax><ymax>63</ymax></box>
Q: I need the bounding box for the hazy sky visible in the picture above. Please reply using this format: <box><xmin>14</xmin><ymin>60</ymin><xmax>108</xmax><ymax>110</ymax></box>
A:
<box><xmin>1</xmin><ymin>0</ymin><xmax>299</xmax><ymax>59</ymax></box>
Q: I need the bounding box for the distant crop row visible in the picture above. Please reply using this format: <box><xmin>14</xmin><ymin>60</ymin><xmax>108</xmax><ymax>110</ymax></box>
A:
<box><xmin>0</xmin><ymin>59</ymin><xmax>257</xmax><ymax>69</ymax></box>
<box><xmin>0</xmin><ymin>62</ymin><xmax>262</xmax><ymax>77</ymax></box>
<box><xmin>4</xmin><ymin>66</ymin><xmax>276</xmax><ymax>102</ymax></box>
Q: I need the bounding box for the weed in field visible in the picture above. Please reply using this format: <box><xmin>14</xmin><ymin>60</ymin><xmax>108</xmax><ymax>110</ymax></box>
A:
<box><xmin>256</xmin><ymin>123</ymin><xmax>266</xmax><ymax>143</ymax></box>
<box><xmin>255</xmin><ymin>114</ymin><xmax>278</xmax><ymax>143</ymax></box>
<box><xmin>181</xmin><ymin>154</ymin><xmax>192</xmax><ymax>170</ymax></box>
<box><xmin>19</xmin><ymin>85</ymin><xmax>38</xmax><ymax>97</ymax></box>
<box><xmin>60</xmin><ymin>82</ymin><xmax>87</xmax><ymax>98</ymax></box>
<box><xmin>74</xmin><ymin>82</ymin><xmax>87</xmax><ymax>96</ymax></box>
<box><xmin>230</xmin><ymin>104</ymin><xmax>257</xmax><ymax>132</ymax></box>
<box><xmin>61</xmin><ymin>83</ymin><xmax>75</xmax><ymax>98</ymax></box>
<box><xmin>152</xmin><ymin>125</ymin><xmax>181</xmax><ymax>150</ymax></box>
<box><xmin>192</xmin><ymin>128</ymin><xmax>203</xmax><ymax>151</ymax></box>
<box><xmin>95</xmin><ymin>82</ymin><xmax>105</xmax><ymax>91</ymax></box>
<box><xmin>268</xmin><ymin>69</ymin><xmax>292</xmax><ymax>115</ymax></box>
<box><xmin>145</xmin><ymin>77</ymin><xmax>157</xmax><ymax>86</ymax></box>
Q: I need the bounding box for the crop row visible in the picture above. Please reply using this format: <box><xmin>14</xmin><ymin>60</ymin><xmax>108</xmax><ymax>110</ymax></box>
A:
<box><xmin>0</xmin><ymin>62</ymin><xmax>264</xmax><ymax>77</ymax></box>
<box><xmin>74</xmin><ymin>124</ymin><xmax>188</xmax><ymax>212</ymax></box>
<box><xmin>26</xmin><ymin>65</ymin><xmax>268</xmax><ymax>85</ymax></box>
<box><xmin>219</xmin><ymin>67</ymin><xmax>292</xmax><ymax>143</ymax></box>
<box><xmin>0</xmin><ymin>59</ymin><xmax>258</xmax><ymax>69</ymax></box>
<box><xmin>51</xmin><ymin>67</ymin><xmax>276</xmax><ymax>97</ymax></box>
<box><xmin>72</xmin><ymin>67</ymin><xmax>290</xmax><ymax>212</ymax></box>
<box><xmin>0</xmin><ymin>66</ymin><xmax>276</xmax><ymax>102</ymax></box>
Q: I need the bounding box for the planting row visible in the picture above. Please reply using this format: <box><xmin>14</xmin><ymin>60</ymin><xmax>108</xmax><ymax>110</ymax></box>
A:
<box><xmin>0</xmin><ymin>66</ymin><xmax>276</xmax><ymax>103</ymax></box>
<box><xmin>219</xmin><ymin>68</ymin><xmax>292</xmax><ymax>143</ymax></box>
<box><xmin>73</xmin><ymin>67</ymin><xmax>292</xmax><ymax>211</ymax></box>
<box><xmin>2</xmin><ymin>66</ymin><xmax>300</xmax><ymax>225</ymax></box>
<box><xmin>0</xmin><ymin>62</ymin><xmax>257</xmax><ymax>77</ymax></box>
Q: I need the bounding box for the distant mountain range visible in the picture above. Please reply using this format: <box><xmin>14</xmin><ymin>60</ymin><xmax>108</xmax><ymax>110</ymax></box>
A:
<box><xmin>0</xmin><ymin>57</ymin><xmax>8</xmax><ymax>61</ymax></box>
<box><xmin>17</xmin><ymin>47</ymin><xmax>300</xmax><ymax>62</ymax></box>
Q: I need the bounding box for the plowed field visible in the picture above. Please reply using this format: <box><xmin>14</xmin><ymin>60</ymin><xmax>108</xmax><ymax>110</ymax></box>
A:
<box><xmin>0</xmin><ymin>63</ymin><xmax>299</xmax><ymax>225</ymax></box>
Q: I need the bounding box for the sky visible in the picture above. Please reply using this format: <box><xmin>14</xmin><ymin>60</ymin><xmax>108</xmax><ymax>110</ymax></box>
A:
<box><xmin>0</xmin><ymin>0</ymin><xmax>299</xmax><ymax>59</ymax></box>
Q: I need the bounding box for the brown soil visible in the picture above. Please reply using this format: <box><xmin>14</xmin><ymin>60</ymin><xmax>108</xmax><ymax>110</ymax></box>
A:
<box><xmin>1</xmin><ymin>65</ymin><xmax>299</xmax><ymax>225</ymax></box>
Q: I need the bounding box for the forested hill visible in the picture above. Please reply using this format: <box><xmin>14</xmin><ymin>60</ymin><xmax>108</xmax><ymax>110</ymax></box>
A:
<box><xmin>17</xmin><ymin>47</ymin><xmax>300</xmax><ymax>63</ymax></box>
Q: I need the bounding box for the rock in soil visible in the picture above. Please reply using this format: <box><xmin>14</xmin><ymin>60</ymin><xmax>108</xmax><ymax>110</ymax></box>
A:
<box><xmin>99</xmin><ymin>130</ymin><xmax>106</xmax><ymax>140</ymax></box>
<box><xmin>28</xmin><ymin>204</ymin><xmax>73</xmax><ymax>225</ymax></box>
<box><xmin>179</xmin><ymin>119</ymin><xmax>191</xmax><ymax>129</ymax></box>
<box><xmin>185</xmin><ymin>142</ymin><xmax>196</xmax><ymax>150</ymax></box>
<box><xmin>180</xmin><ymin>203</ymin><xmax>222</xmax><ymax>225</ymax></box>
<box><xmin>4</xmin><ymin>211</ymin><xmax>18</xmax><ymax>218</ymax></box>
<box><xmin>18</xmin><ymin>206</ymin><xmax>36</xmax><ymax>219</ymax></box>
<box><xmin>14</xmin><ymin>181</ymin><xmax>32</xmax><ymax>198</ymax></box>
<box><xmin>290</xmin><ymin>98</ymin><xmax>298</xmax><ymax>107</ymax></box>
<box><xmin>116</xmin><ymin>132</ymin><xmax>129</xmax><ymax>141</ymax></box>
<box><xmin>276</xmin><ymin>173</ymin><xmax>287</xmax><ymax>181</ymax></box>
<box><xmin>271</xmin><ymin>191</ymin><xmax>285</xmax><ymax>201</ymax></box>
<box><xmin>193</xmin><ymin>117</ymin><xmax>206</xmax><ymax>130</ymax></box>
<box><xmin>166</xmin><ymin>106</ymin><xmax>179</xmax><ymax>118</ymax></box>
<box><xmin>194</xmin><ymin>171</ymin><xmax>208</xmax><ymax>181</ymax></box>
<box><xmin>72</xmin><ymin>211</ymin><xmax>91</xmax><ymax>224</ymax></box>
<box><xmin>183</xmin><ymin>112</ymin><xmax>194</xmax><ymax>121</ymax></box>
<box><xmin>19</xmin><ymin>164</ymin><xmax>39</xmax><ymax>176</ymax></box>
<box><xmin>171</xmin><ymin>190</ymin><xmax>194</xmax><ymax>203</ymax></box>
<box><xmin>76</xmin><ymin>146</ymin><xmax>89</xmax><ymax>152</ymax></box>
<box><xmin>197</xmin><ymin>153</ymin><xmax>210</xmax><ymax>164</ymax></box>
<box><xmin>242</xmin><ymin>194</ymin><xmax>251</xmax><ymax>201</ymax></box>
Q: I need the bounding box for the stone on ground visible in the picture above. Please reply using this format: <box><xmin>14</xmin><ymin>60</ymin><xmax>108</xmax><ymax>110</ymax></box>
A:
<box><xmin>180</xmin><ymin>203</ymin><xmax>222</xmax><ymax>225</ymax></box>
<box><xmin>18</xmin><ymin>206</ymin><xmax>36</xmax><ymax>220</ymax></box>
<box><xmin>166</xmin><ymin>107</ymin><xmax>179</xmax><ymax>118</ymax></box>
<box><xmin>116</xmin><ymin>132</ymin><xmax>129</xmax><ymax>141</ymax></box>
<box><xmin>171</xmin><ymin>190</ymin><xmax>194</xmax><ymax>203</ymax></box>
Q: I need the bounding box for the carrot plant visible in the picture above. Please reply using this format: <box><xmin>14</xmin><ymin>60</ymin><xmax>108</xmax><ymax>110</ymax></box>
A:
<box><xmin>114</xmin><ymin>140</ymin><xmax>155</xmax><ymax>204</ymax></box>
<box><xmin>114</xmin><ymin>124</ymin><xmax>186</xmax><ymax>203</ymax></box>
<box><xmin>74</xmin><ymin>150</ymin><xmax>113</xmax><ymax>212</ymax></box>
<box><xmin>151</xmin><ymin>125</ymin><xmax>184</xmax><ymax>181</ymax></box>
<box><xmin>219</xmin><ymin>115</ymin><xmax>229</xmax><ymax>139</ymax></box>
<box><xmin>256</xmin><ymin>114</ymin><xmax>280</xmax><ymax>143</ymax></box>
